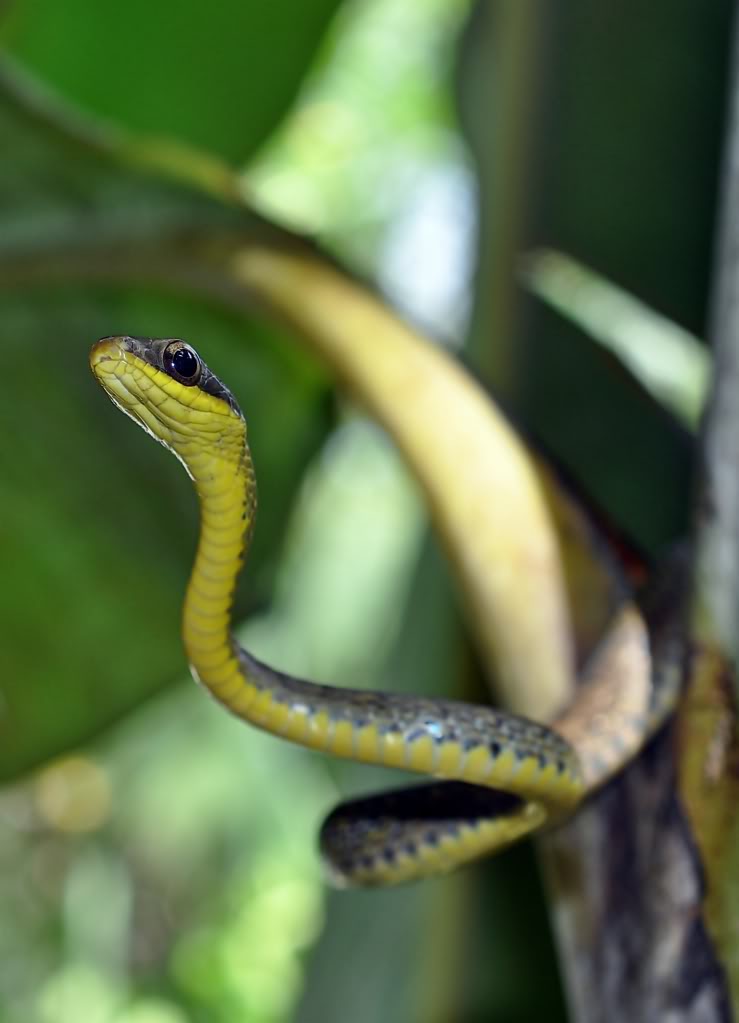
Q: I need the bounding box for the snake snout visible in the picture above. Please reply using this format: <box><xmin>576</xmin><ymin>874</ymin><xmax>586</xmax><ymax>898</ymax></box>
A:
<box><xmin>89</xmin><ymin>336</ymin><xmax>127</xmax><ymax>371</ymax></box>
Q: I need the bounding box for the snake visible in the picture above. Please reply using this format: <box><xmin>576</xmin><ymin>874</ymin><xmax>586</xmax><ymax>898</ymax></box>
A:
<box><xmin>90</xmin><ymin>334</ymin><xmax>678</xmax><ymax>886</ymax></box>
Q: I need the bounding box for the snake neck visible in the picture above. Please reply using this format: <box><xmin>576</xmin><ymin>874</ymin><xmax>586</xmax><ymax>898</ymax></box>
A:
<box><xmin>181</xmin><ymin>437</ymin><xmax>256</xmax><ymax>694</ymax></box>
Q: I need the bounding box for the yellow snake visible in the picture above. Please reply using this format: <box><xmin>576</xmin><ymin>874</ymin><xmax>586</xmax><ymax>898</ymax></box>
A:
<box><xmin>90</xmin><ymin>335</ymin><xmax>676</xmax><ymax>886</ymax></box>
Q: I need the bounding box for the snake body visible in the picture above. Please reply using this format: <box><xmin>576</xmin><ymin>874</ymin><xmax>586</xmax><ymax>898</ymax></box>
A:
<box><xmin>90</xmin><ymin>335</ymin><xmax>672</xmax><ymax>886</ymax></box>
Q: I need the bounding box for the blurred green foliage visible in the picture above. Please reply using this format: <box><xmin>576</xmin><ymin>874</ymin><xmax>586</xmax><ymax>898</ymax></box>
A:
<box><xmin>1</xmin><ymin>0</ymin><xmax>343</xmax><ymax>160</ymax></box>
<box><xmin>0</xmin><ymin>0</ymin><xmax>729</xmax><ymax>1021</ymax></box>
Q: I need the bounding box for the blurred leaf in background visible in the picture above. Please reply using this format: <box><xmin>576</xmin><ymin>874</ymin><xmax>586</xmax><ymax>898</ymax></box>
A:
<box><xmin>1</xmin><ymin>0</ymin><xmax>343</xmax><ymax>160</ymax></box>
<box><xmin>521</xmin><ymin>249</ymin><xmax>711</xmax><ymax>430</ymax></box>
<box><xmin>460</xmin><ymin>1</ymin><xmax>728</xmax><ymax>552</ymax></box>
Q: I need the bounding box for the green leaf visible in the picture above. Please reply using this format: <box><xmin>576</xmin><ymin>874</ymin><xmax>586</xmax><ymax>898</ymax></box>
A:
<box><xmin>1</xmin><ymin>0</ymin><xmax>344</xmax><ymax>161</ymax></box>
<box><xmin>522</xmin><ymin>249</ymin><xmax>711</xmax><ymax>430</ymax></box>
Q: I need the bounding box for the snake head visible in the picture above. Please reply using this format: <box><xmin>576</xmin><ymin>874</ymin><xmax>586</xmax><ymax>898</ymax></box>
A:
<box><xmin>90</xmin><ymin>335</ymin><xmax>247</xmax><ymax>475</ymax></box>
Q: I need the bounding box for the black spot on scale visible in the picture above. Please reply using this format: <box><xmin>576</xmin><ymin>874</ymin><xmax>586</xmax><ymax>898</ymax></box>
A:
<box><xmin>383</xmin><ymin>848</ymin><xmax>396</xmax><ymax>864</ymax></box>
<box><xmin>489</xmin><ymin>741</ymin><xmax>502</xmax><ymax>758</ymax></box>
<box><xmin>424</xmin><ymin>830</ymin><xmax>440</xmax><ymax>848</ymax></box>
<box><xmin>557</xmin><ymin>759</ymin><xmax>566</xmax><ymax>774</ymax></box>
<box><xmin>403</xmin><ymin>843</ymin><xmax>417</xmax><ymax>858</ymax></box>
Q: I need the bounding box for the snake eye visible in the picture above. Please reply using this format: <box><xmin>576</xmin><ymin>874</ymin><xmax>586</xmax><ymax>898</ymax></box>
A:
<box><xmin>164</xmin><ymin>342</ymin><xmax>201</xmax><ymax>386</ymax></box>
